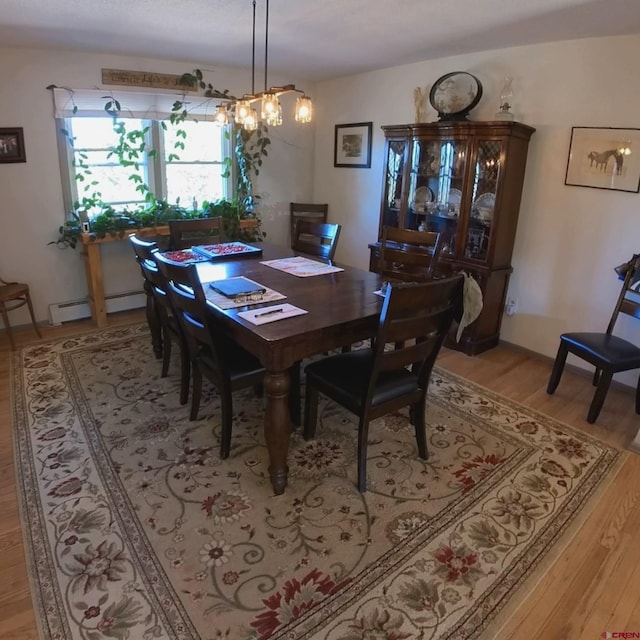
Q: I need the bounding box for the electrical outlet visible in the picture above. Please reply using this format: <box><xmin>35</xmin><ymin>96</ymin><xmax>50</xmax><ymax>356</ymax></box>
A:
<box><xmin>505</xmin><ymin>298</ymin><xmax>517</xmax><ymax>316</ymax></box>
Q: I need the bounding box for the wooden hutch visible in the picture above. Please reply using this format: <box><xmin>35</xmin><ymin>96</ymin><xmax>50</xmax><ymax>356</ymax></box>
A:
<box><xmin>369</xmin><ymin>120</ymin><xmax>535</xmax><ymax>355</ymax></box>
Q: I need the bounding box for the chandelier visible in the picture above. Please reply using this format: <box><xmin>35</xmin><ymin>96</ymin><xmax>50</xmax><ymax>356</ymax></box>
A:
<box><xmin>212</xmin><ymin>0</ymin><xmax>313</xmax><ymax>129</ymax></box>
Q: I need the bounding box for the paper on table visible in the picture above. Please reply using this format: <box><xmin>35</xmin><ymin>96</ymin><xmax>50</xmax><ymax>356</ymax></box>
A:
<box><xmin>261</xmin><ymin>256</ymin><xmax>344</xmax><ymax>277</ymax></box>
<box><xmin>238</xmin><ymin>303</ymin><xmax>308</xmax><ymax>325</ymax></box>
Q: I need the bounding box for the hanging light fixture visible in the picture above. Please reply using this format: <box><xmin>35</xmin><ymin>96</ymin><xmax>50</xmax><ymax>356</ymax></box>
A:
<box><xmin>213</xmin><ymin>0</ymin><xmax>312</xmax><ymax>129</ymax></box>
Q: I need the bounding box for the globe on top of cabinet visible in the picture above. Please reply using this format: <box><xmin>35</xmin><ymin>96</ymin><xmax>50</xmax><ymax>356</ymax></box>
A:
<box><xmin>370</xmin><ymin>120</ymin><xmax>536</xmax><ymax>355</ymax></box>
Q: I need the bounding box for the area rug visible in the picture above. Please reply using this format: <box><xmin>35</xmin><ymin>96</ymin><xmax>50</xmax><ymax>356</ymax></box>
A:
<box><xmin>12</xmin><ymin>324</ymin><xmax>622</xmax><ymax>640</ymax></box>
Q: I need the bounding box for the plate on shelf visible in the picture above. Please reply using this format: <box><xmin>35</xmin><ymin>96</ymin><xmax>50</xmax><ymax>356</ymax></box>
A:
<box><xmin>473</xmin><ymin>192</ymin><xmax>495</xmax><ymax>221</ymax></box>
<box><xmin>429</xmin><ymin>71</ymin><xmax>483</xmax><ymax>121</ymax></box>
<box><xmin>447</xmin><ymin>188</ymin><xmax>462</xmax><ymax>205</ymax></box>
<box><xmin>412</xmin><ymin>186</ymin><xmax>434</xmax><ymax>210</ymax></box>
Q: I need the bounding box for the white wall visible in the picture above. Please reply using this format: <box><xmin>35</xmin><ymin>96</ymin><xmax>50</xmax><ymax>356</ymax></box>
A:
<box><xmin>0</xmin><ymin>47</ymin><xmax>314</xmax><ymax>322</ymax></box>
<box><xmin>313</xmin><ymin>34</ymin><xmax>640</xmax><ymax>386</ymax></box>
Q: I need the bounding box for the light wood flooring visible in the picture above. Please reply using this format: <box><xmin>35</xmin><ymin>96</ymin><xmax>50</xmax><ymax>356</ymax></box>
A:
<box><xmin>1</xmin><ymin>312</ymin><xmax>639</xmax><ymax>639</ymax></box>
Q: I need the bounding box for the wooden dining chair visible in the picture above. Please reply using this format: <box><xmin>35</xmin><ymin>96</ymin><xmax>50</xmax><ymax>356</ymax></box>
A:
<box><xmin>131</xmin><ymin>238</ymin><xmax>191</xmax><ymax>406</ymax></box>
<box><xmin>168</xmin><ymin>217</ymin><xmax>225</xmax><ymax>250</ymax></box>
<box><xmin>303</xmin><ymin>275</ymin><xmax>464</xmax><ymax>492</ymax></box>
<box><xmin>129</xmin><ymin>234</ymin><xmax>164</xmax><ymax>359</ymax></box>
<box><xmin>290</xmin><ymin>202</ymin><xmax>328</xmax><ymax>248</ymax></box>
<box><xmin>547</xmin><ymin>253</ymin><xmax>640</xmax><ymax>423</ymax></box>
<box><xmin>0</xmin><ymin>277</ymin><xmax>42</xmax><ymax>350</ymax></box>
<box><xmin>379</xmin><ymin>226</ymin><xmax>442</xmax><ymax>283</ymax></box>
<box><xmin>292</xmin><ymin>220</ymin><xmax>341</xmax><ymax>263</ymax></box>
<box><xmin>154</xmin><ymin>252</ymin><xmax>268</xmax><ymax>458</ymax></box>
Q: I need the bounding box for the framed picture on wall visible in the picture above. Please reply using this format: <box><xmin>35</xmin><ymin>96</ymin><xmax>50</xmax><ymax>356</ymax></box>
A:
<box><xmin>0</xmin><ymin>127</ymin><xmax>26</xmax><ymax>164</ymax></box>
<box><xmin>334</xmin><ymin>122</ymin><xmax>372</xmax><ymax>168</ymax></box>
<box><xmin>565</xmin><ymin>126</ymin><xmax>640</xmax><ymax>193</ymax></box>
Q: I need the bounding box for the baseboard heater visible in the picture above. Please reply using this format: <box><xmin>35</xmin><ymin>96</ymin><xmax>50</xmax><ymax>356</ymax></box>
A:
<box><xmin>48</xmin><ymin>290</ymin><xmax>145</xmax><ymax>325</ymax></box>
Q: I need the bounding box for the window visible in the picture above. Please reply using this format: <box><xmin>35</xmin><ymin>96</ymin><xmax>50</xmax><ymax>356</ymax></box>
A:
<box><xmin>52</xmin><ymin>88</ymin><xmax>231</xmax><ymax>218</ymax></box>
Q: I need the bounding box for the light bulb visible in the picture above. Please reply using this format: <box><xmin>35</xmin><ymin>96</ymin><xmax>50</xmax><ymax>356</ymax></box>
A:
<box><xmin>213</xmin><ymin>104</ymin><xmax>229</xmax><ymax>126</ymax></box>
<box><xmin>235</xmin><ymin>100</ymin><xmax>251</xmax><ymax>124</ymax></box>
<box><xmin>295</xmin><ymin>95</ymin><xmax>313</xmax><ymax>123</ymax></box>
<box><xmin>243</xmin><ymin>108</ymin><xmax>258</xmax><ymax>131</ymax></box>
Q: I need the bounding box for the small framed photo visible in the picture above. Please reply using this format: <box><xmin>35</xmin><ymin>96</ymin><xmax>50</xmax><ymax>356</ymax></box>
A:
<box><xmin>0</xmin><ymin>127</ymin><xmax>26</xmax><ymax>164</ymax></box>
<box><xmin>565</xmin><ymin>126</ymin><xmax>640</xmax><ymax>193</ymax></box>
<box><xmin>334</xmin><ymin>122</ymin><xmax>372</xmax><ymax>168</ymax></box>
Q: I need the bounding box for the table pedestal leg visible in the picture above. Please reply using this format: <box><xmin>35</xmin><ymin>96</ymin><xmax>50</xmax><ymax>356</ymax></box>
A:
<box><xmin>264</xmin><ymin>369</ymin><xmax>291</xmax><ymax>495</ymax></box>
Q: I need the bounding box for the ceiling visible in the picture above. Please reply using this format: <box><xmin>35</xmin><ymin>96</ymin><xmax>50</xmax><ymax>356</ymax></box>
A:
<box><xmin>1</xmin><ymin>0</ymin><xmax>639</xmax><ymax>82</ymax></box>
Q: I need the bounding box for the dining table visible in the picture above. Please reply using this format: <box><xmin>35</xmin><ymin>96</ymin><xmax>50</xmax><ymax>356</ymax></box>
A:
<box><xmin>194</xmin><ymin>242</ymin><xmax>383</xmax><ymax>495</ymax></box>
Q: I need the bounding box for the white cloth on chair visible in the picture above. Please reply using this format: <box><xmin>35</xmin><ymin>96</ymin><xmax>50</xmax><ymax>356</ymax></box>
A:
<box><xmin>456</xmin><ymin>272</ymin><xmax>483</xmax><ymax>342</ymax></box>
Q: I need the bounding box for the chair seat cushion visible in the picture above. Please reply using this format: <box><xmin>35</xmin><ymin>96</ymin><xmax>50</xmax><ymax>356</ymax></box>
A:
<box><xmin>305</xmin><ymin>349</ymin><xmax>419</xmax><ymax>410</ymax></box>
<box><xmin>561</xmin><ymin>332</ymin><xmax>640</xmax><ymax>370</ymax></box>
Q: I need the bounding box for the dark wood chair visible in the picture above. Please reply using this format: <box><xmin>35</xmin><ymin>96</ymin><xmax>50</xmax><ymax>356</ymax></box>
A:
<box><xmin>168</xmin><ymin>217</ymin><xmax>225</xmax><ymax>250</ymax></box>
<box><xmin>379</xmin><ymin>226</ymin><xmax>442</xmax><ymax>283</ymax></box>
<box><xmin>154</xmin><ymin>253</ymin><xmax>271</xmax><ymax>458</ymax></box>
<box><xmin>290</xmin><ymin>202</ymin><xmax>328</xmax><ymax>248</ymax></box>
<box><xmin>303</xmin><ymin>275</ymin><xmax>464</xmax><ymax>492</ymax></box>
<box><xmin>547</xmin><ymin>253</ymin><xmax>640</xmax><ymax>423</ymax></box>
<box><xmin>291</xmin><ymin>220</ymin><xmax>341</xmax><ymax>263</ymax></box>
<box><xmin>129</xmin><ymin>234</ymin><xmax>163</xmax><ymax>359</ymax></box>
<box><xmin>0</xmin><ymin>277</ymin><xmax>41</xmax><ymax>350</ymax></box>
<box><xmin>138</xmin><ymin>260</ymin><xmax>190</xmax><ymax>407</ymax></box>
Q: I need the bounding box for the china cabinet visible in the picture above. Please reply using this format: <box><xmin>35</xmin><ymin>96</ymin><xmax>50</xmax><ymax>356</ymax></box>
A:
<box><xmin>369</xmin><ymin>121</ymin><xmax>535</xmax><ymax>354</ymax></box>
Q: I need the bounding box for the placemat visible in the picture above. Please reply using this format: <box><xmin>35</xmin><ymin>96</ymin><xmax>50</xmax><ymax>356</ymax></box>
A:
<box><xmin>261</xmin><ymin>256</ymin><xmax>344</xmax><ymax>277</ymax></box>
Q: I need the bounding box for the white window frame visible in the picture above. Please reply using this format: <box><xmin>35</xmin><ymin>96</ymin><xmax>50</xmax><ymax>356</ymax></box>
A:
<box><xmin>51</xmin><ymin>88</ymin><xmax>232</xmax><ymax>216</ymax></box>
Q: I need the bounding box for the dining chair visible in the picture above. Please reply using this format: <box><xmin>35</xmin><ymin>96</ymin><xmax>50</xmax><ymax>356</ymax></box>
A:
<box><xmin>303</xmin><ymin>274</ymin><xmax>464</xmax><ymax>492</ymax></box>
<box><xmin>131</xmin><ymin>239</ymin><xmax>191</xmax><ymax>406</ymax></box>
<box><xmin>0</xmin><ymin>277</ymin><xmax>42</xmax><ymax>350</ymax></box>
<box><xmin>154</xmin><ymin>253</ymin><xmax>268</xmax><ymax>458</ymax></box>
<box><xmin>289</xmin><ymin>202</ymin><xmax>328</xmax><ymax>248</ymax></box>
<box><xmin>379</xmin><ymin>226</ymin><xmax>442</xmax><ymax>283</ymax></box>
<box><xmin>547</xmin><ymin>253</ymin><xmax>640</xmax><ymax>423</ymax></box>
<box><xmin>129</xmin><ymin>234</ymin><xmax>164</xmax><ymax>360</ymax></box>
<box><xmin>168</xmin><ymin>217</ymin><xmax>226</xmax><ymax>250</ymax></box>
<box><xmin>291</xmin><ymin>220</ymin><xmax>341</xmax><ymax>263</ymax></box>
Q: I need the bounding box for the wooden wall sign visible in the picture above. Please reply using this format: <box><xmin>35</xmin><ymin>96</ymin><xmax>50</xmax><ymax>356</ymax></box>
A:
<box><xmin>101</xmin><ymin>69</ymin><xmax>197</xmax><ymax>92</ymax></box>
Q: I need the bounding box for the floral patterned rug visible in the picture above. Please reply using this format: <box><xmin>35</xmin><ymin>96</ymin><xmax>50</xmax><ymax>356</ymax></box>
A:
<box><xmin>12</xmin><ymin>324</ymin><xmax>621</xmax><ymax>640</ymax></box>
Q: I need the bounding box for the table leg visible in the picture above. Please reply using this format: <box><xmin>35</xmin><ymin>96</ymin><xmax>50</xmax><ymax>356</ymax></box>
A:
<box><xmin>264</xmin><ymin>369</ymin><xmax>292</xmax><ymax>495</ymax></box>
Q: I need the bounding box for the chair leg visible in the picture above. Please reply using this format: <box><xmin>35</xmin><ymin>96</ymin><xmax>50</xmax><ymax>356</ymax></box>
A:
<box><xmin>413</xmin><ymin>401</ymin><xmax>429</xmax><ymax>460</ymax></box>
<box><xmin>303</xmin><ymin>383</ymin><xmax>319</xmax><ymax>440</ymax></box>
<box><xmin>547</xmin><ymin>343</ymin><xmax>569</xmax><ymax>394</ymax></box>
<box><xmin>178</xmin><ymin>342</ymin><xmax>190</xmax><ymax>406</ymax></box>
<box><xmin>357</xmin><ymin>417</ymin><xmax>370</xmax><ymax>493</ymax></box>
<box><xmin>592</xmin><ymin>368</ymin><xmax>601</xmax><ymax>386</ymax></box>
<box><xmin>0</xmin><ymin>303</ymin><xmax>16</xmax><ymax>350</ymax></box>
<box><xmin>145</xmin><ymin>284</ymin><xmax>162</xmax><ymax>359</ymax></box>
<box><xmin>587</xmin><ymin>369</ymin><xmax>612</xmax><ymax>424</ymax></box>
<box><xmin>289</xmin><ymin>361</ymin><xmax>301</xmax><ymax>428</ymax></box>
<box><xmin>160</xmin><ymin>328</ymin><xmax>172</xmax><ymax>378</ymax></box>
<box><xmin>190</xmin><ymin>366</ymin><xmax>203</xmax><ymax>421</ymax></box>
<box><xmin>25</xmin><ymin>291</ymin><xmax>42</xmax><ymax>338</ymax></box>
<box><xmin>219</xmin><ymin>389</ymin><xmax>233</xmax><ymax>459</ymax></box>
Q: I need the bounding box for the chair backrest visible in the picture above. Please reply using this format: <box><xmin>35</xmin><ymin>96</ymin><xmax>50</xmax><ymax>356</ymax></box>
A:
<box><xmin>291</xmin><ymin>220</ymin><xmax>341</xmax><ymax>262</ymax></box>
<box><xmin>290</xmin><ymin>202</ymin><xmax>329</xmax><ymax>245</ymax></box>
<box><xmin>168</xmin><ymin>217</ymin><xmax>225</xmax><ymax>250</ymax></box>
<box><xmin>379</xmin><ymin>226</ymin><xmax>442</xmax><ymax>282</ymax></box>
<box><xmin>608</xmin><ymin>253</ymin><xmax>640</xmax><ymax>335</ymax></box>
<box><xmin>153</xmin><ymin>252</ymin><xmax>228</xmax><ymax>380</ymax></box>
<box><xmin>369</xmin><ymin>275</ymin><xmax>464</xmax><ymax>395</ymax></box>
<box><xmin>129</xmin><ymin>233</ymin><xmax>158</xmax><ymax>265</ymax></box>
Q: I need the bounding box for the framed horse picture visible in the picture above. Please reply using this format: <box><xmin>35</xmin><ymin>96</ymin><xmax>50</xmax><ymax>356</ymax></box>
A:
<box><xmin>565</xmin><ymin>126</ymin><xmax>640</xmax><ymax>193</ymax></box>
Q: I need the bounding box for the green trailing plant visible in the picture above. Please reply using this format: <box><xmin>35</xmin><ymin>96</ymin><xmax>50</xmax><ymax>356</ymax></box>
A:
<box><xmin>49</xmin><ymin>70</ymin><xmax>270</xmax><ymax>248</ymax></box>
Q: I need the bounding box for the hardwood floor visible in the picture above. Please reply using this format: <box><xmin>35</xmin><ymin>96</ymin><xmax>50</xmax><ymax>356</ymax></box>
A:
<box><xmin>1</xmin><ymin>313</ymin><xmax>639</xmax><ymax>639</ymax></box>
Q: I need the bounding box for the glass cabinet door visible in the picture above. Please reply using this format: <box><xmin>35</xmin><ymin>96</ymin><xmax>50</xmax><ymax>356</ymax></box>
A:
<box><xmin>408</xmin><ymin>138</ymin><xmax>467</xmax><ymax>257</ymax></box>
<box><xmin>381</xmin><ymin>139</ymin><xmax>407</xmax><ymax>231</ymax></box>
<box><xmin>464</xmin><ymin>139</ymin><xmax>503</xmax><ymax>262</ymax></box>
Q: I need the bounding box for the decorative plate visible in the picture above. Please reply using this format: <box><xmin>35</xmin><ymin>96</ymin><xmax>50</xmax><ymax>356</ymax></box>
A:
<box><xmin>429</xmin><ymin>72</ymin><xmax>483</xmax><ymax>121</ymax></box>
<box><xmin>412</xmin><ymin>186</ymin><xmax>434</xmax><ymax>209</ymax></box>
<box><xmin>447</xmin><ymin>188</ymin><xmax>462</xmax><ymax>205</ymax></box>
<box><xmin>473</xmin><ymin>192</ymin><xmax>495</xmax><ymax>221</ymax></box>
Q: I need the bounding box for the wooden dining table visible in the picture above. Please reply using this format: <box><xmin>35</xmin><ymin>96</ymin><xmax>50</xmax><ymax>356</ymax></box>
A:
<box><xmin>194</xmin><ymin>242</ymin><xmax>383</xmax><ymax>495</ymax></box>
